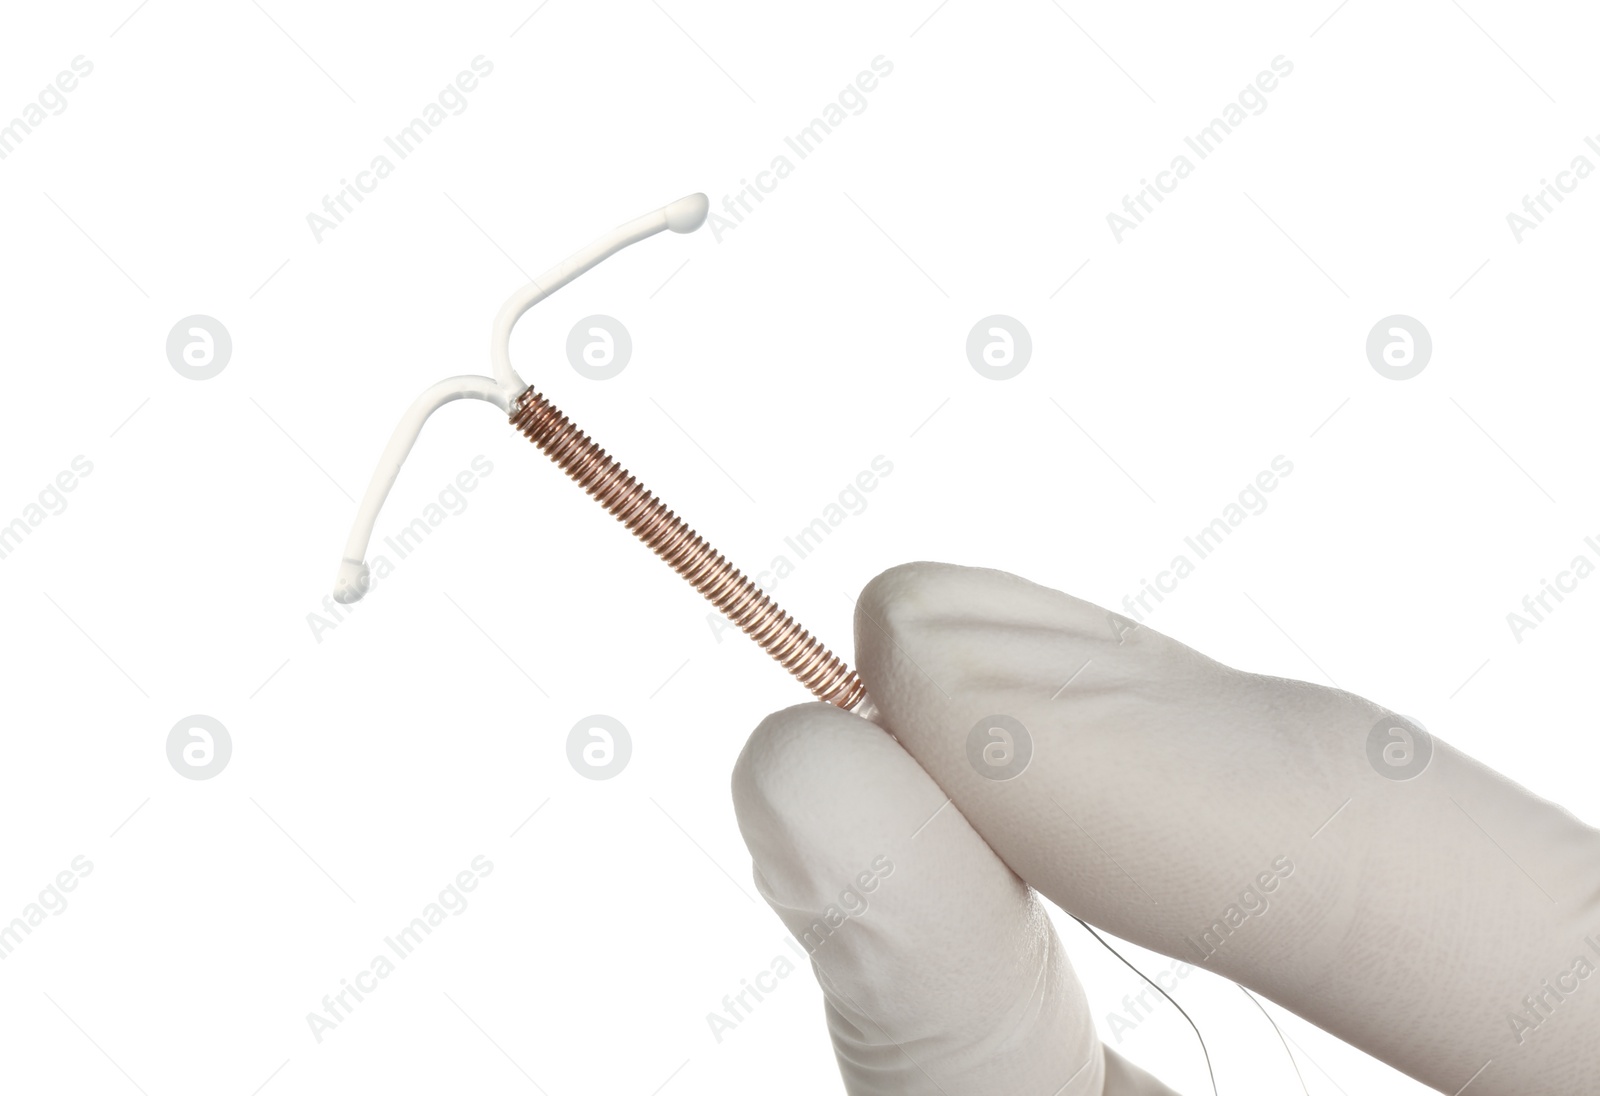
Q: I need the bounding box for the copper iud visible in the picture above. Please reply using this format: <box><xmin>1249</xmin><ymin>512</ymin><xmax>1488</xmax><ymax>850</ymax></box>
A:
<box><xmin>331</xmin><ymin>192</ymin><xmax>867</xmax><ymax>710</ymax></box>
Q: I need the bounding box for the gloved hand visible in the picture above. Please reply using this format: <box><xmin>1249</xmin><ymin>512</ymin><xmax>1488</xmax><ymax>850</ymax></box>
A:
<box><xmin>732</xmin><ymin>563</ymin><xmax>1600</xmax><ymax>1095</ymax></box>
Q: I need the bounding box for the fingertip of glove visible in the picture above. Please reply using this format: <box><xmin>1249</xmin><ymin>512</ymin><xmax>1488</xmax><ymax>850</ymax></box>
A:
<box><xmin>853</xmin><ymin>562</ymin><xmax>1168</xmax><ymax>706</ymax></box>
<box><xmin>856</xmin><ymin>560</ymin><xmax>967</xmax><ymax>633</ymax></box>
<box><xmin>732</xmin><ymin>702</ymin><xmax>897</xmax><ymax>820</ymax></box>
<box><xmin>731</xmin><ymin>703</ymin><xmax>837</xmax><ymax>800</ymax></box>
<box><xmin>730</xmin><ymin>701</ymin><xmax>945</xmax><ymax>877</ymax></box>
<box><xmin>857</xmin><ymin>561</ymin><xmax>1104</xmax><ymax>633</ymax></box>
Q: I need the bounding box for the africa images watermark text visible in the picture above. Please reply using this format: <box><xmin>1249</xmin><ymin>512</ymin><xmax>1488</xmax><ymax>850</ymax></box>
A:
<box><xmin>305</xmin><ymin>56</ymin><xmax>495</xmax><ymax>242</ymax></box>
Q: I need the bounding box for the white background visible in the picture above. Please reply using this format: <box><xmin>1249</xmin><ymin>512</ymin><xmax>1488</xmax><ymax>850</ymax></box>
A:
<box><xmin>2</xmin><ymin>1</ymin><xmax>1597</xmax><ymax>1093</ymax></box>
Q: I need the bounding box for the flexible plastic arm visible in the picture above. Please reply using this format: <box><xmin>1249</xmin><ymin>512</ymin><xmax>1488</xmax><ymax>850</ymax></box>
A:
<box><xmin>490</xmin><ymin>192</ymin><xmax>709</xmax><ymax>395</ymax></box>
<box><xmin>332</xmin><ymin>375</ymin><xmax>513</xmax><ymax>602</ymax></box>
<box><xmin>331</xmin><ymin>192</ymin><xmax>710</xmax><ymax>604</ymax></box>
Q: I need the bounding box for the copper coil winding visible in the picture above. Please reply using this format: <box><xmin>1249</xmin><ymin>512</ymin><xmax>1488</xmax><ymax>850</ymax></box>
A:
<box><xmin>510</xmin><ymin>389</ymin><xmax>866</xmax><ymax>710</ymax></box>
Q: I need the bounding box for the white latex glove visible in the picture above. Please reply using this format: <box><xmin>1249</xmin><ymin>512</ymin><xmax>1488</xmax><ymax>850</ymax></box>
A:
<box><xmin>732</xmin><ymin>563</ymin><xmax>1600</xmax><ymax>1095</ymax></box>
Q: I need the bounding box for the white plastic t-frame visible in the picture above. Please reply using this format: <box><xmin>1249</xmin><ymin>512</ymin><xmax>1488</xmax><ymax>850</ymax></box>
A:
<box><xmin>330</xmin><ymin>192</ymin><xmax>710</xmax><ymax>604</ymax></box>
